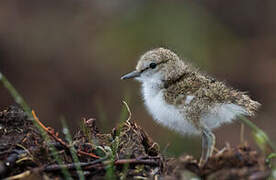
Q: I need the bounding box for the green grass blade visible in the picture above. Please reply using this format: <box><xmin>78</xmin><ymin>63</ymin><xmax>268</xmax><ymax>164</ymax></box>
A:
<box><xmin>0</xmin><ymin>72</ymin><xmax>32</xmax><ymax>118</ymax></box>
<box><xmin>239</xmin><ymin>115</ymin><xmax>276</xmax><ymax>152</ymax></box>
<box><xmin>61</xmin><ymin>118</ymin><xmax>85</xmax><ymax>180</ymax></box>
<box><xmin>0</xmin><ymin>72</ymin><xmax>72</xmax><ymax>179</ymax></box>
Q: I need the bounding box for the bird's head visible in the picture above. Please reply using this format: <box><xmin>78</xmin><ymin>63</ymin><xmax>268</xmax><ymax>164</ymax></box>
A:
<box><xmin>121</xmin><ymin>48</ymin><xmax>186</xmax><ymax>85</ymax></box>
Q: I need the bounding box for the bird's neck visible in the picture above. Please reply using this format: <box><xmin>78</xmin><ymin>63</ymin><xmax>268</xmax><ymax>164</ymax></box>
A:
<box><xmin>163</xmin><ymin>71</ymin><xmax>190</xmax><ymax>89</ymax></box>
<box><xmin>161</xmin><ymin>60</ymin><xmax>191</xmax><ymax>88</ymax></box>
<box><xmin>142</xmin><ymin>80</ymin><xmax>163</xmax><ymax>99</ymax></box>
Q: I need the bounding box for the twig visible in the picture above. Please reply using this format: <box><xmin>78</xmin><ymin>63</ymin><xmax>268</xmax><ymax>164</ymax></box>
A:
<box><xmin>77</xmin><ymin>151</ymin><xmax>99</xmax><ymax>159</ymax></box>
<box><xmin>16</xmin><ymin>144</ymin><xmax>33</xmax><ymax>160</ymax></box>
<box><xmin>43</xmin><ymin>157</ymin><xmax>108</xmax><ymax>172</ymax></box>
<box><xmin>32</xmin><ymin>110</ymin><xmax>99</xmax><ymax>159</ymax></box>
<box><xmin>239</xmin><ymin>115</ymin><xmax>276</xmax><ymax>152</ymax></box>
<box><xmin>213</xmin><ymin>147</ymin><xmax>219</xmax><ymax>153</ymax></box>
<box><xmin>4</xmin><ymin>170</ymin><xmax>31</xmax><ymax>180</ymax></box>
<box><xmin>122</xmin><ymin>101</ymin><xmax>132</xmax><ymax>122</ymax></box>
<box><xmin>115</xmin><ymin>159</ymin><xmax>159</xmax><ymax>166</ymax></box>
<box><xmin>0</xmin><ymin>150</ymin><xmax>26</xmax><ymax>177</ymax></box>
<box><xmin>16</xmin><ymin>157</ymin><xmax>34</xmax><ymax>164</ymax></box>
<box><xmin>137</xmin><ymin>156</ymin><xmax>161</xmax><ymax>160</ymax></box>
<box><xmin>43</xmin><ymin>157</ymin><xmax>160</xmax><ymax>172</ymax></box>
<box><xmin>240</xmin><ymin>123</ymin><xmax>245</xmax><ymax>144</ymax></box>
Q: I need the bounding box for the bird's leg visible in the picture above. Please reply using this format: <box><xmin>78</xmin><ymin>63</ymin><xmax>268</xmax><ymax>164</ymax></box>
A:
<box><xmin>199</xmin><ymin>130</ymin><xmax>208</xmax><ymax>166</ymax></box>
<box><xmin>199</xmin><ymin>127</ymin><xmax>215</xmax><ymax>167</ymax></box>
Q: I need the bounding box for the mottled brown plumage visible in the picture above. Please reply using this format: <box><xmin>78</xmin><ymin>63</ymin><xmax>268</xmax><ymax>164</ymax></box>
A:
<box><xmin>163</xmin><ymin>65</ymin><xmax>260</xmax><ymax>115</ymax></box>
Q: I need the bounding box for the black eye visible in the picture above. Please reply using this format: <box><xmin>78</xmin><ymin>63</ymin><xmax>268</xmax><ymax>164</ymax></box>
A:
<box><xmin>149</xmin><ymin>63</ymin><xmax>157</xmax><ymax>69</ymax></box>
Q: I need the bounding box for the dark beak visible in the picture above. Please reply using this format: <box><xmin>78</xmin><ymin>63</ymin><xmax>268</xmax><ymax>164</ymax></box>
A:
<box><xmin>121</xmin><ymin>70</ymin><xmax>141</xmax><ymax>80</ymax></box>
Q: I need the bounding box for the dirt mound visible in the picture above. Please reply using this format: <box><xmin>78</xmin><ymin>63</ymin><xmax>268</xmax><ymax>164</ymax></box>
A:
<box><xmin>0</xmin><ymin>106</ymin><xmax>271</xmax><ymax>179</ymax></box>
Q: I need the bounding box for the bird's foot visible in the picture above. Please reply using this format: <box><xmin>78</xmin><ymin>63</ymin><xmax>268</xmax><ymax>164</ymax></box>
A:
<box><xmin>198</xmin><ymin>158</ymin><xmax>207</xmax><ymax>168</ymax></box>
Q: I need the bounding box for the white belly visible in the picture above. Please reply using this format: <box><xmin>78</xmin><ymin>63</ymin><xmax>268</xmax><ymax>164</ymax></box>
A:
<box><xmin>142</xmin><ymin>84</ymin><xmax>199</xmax><ymax>135</ymax></box>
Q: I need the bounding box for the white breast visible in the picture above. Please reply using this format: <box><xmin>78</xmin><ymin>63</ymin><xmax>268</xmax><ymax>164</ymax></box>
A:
<box><xmin>142</xmin><ymin>82</ymin><xmax>199</xmax><ymax>135</ymax></box>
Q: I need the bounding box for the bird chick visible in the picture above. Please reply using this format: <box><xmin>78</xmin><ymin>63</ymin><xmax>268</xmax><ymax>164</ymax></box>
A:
<box><xmin>121</xmin><ymin>47</ymin><xmax>260</xmax><ymax>166</ymax></box>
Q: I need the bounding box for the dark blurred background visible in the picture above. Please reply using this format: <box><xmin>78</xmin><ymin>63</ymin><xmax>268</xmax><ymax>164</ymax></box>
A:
<box><xmin>0</xmin><ymin>0</ymin><xmax>275</xmax><ymax>157</ymax></box>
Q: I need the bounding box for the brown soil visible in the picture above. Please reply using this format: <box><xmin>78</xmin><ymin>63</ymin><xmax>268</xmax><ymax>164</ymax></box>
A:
<box><xmin>0</xmin><ymin>106</ymin><xmax>271</xmax><ymax>179</ymax></box>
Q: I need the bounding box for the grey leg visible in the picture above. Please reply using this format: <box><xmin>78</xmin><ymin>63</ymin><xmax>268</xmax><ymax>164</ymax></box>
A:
<box><xmin>199</xmin><ymin>127</ymin><xmax>215</xmax><ymax>167</ymax></box>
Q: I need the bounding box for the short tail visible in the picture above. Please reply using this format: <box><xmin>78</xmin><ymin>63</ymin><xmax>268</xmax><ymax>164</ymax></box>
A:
<box><xmin>243</xmin><ymin>95</ymin><xmax>261</xmax><ymax>116</ymax></box>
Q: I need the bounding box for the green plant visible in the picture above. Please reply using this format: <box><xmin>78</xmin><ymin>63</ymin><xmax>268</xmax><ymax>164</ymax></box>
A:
<box><xmin>62</xmin><ymin>118</ymin><xmax>85</xmax><ymax>180</ymax></box>
<box><xmin>0</xmin><ymin>72</ymin><xmax>73</xmax><ymax>180</ymax></box>
<box><xmin>105</xmin><ymin>100</ymin><xmax>132</xmax><ymax>180</ymax></box>
<box><xmin>239</xmin><ymin>115</ymin><xmax>276</xmax><ymax>152</ymax></box>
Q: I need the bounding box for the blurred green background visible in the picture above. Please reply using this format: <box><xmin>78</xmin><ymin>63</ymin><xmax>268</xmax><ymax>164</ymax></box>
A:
<box><xmin>0</xmin><ymin>0</ymin><xmax>275</xmax><ymax>157</ymax></box>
